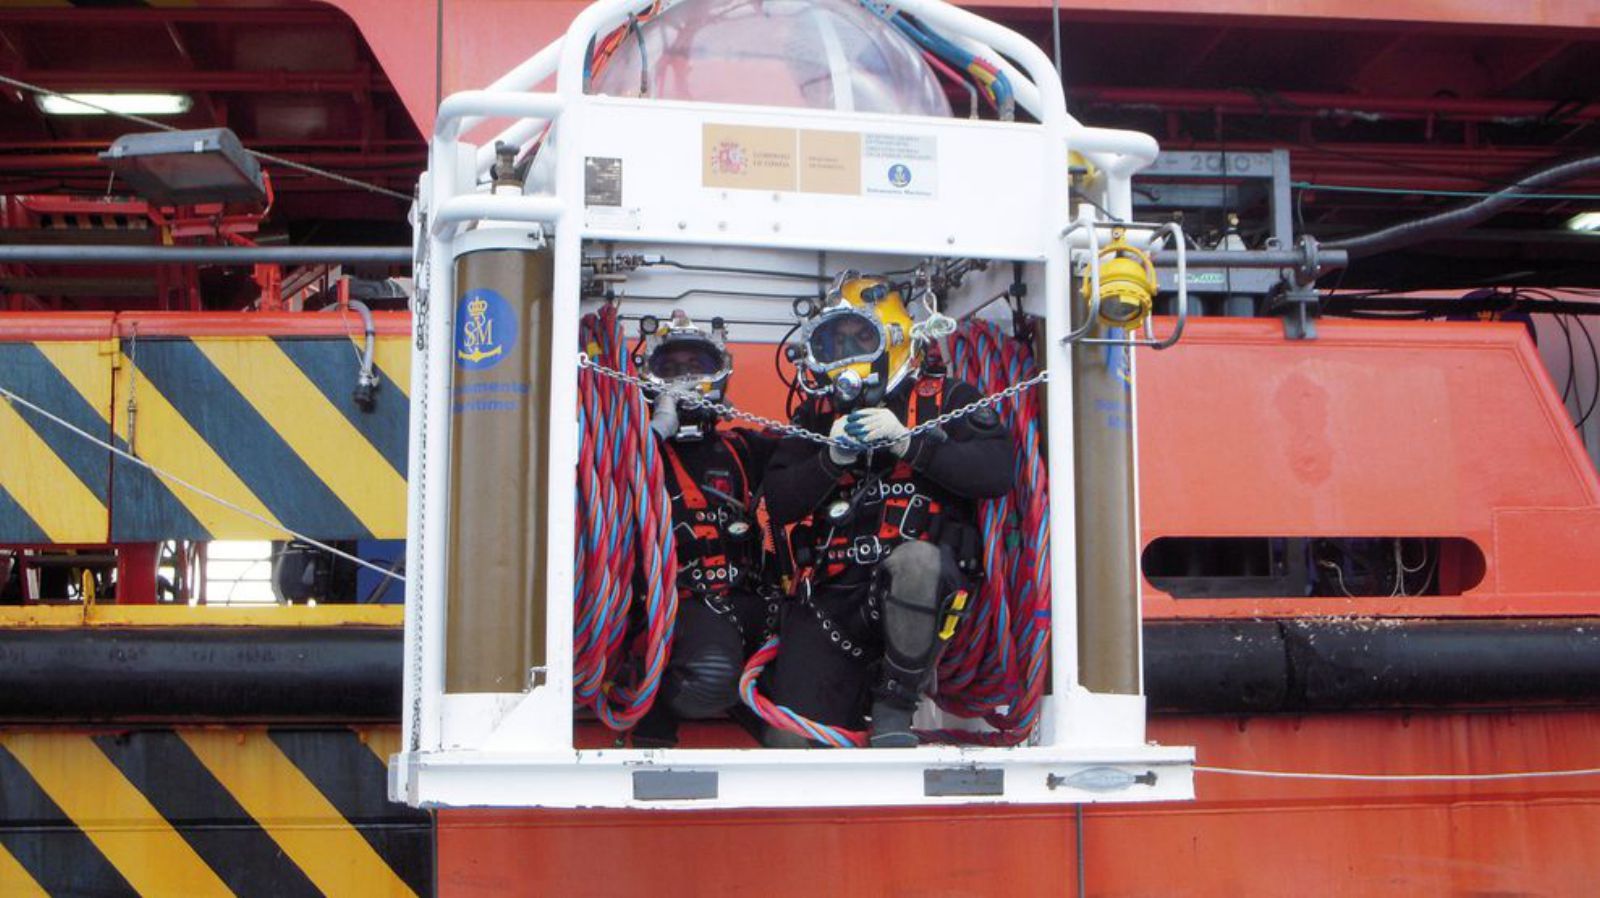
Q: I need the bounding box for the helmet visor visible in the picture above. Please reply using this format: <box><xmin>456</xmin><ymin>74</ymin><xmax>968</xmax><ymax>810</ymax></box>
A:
<box><xmin>648</xmin><ymin>339</ymin><xmax>725</xmax><ymax>382</ymax></box>
<box><xmin>806</xmin><ymin>310</ymin><xmax>882</xmax><ymax>367</ymax></box>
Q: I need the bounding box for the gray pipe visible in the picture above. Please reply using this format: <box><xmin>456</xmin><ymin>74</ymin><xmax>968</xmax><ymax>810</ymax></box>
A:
<box><xmin>0</xmin><ymin>245</ymin><xmax>411</xmax><ymax>265</ymax></box>
<box><xmin>1327</xmin><ymin>153</ymin><xmax>1600</xmax><ymax>259</ymax></box>
<box><xmin>317</xmin><ymin>297</ymin><xmax>381</xmax><ymax>411</ymax></box>
<box><xmin>1151</xmin><ymin>248</ymin><xmax>1348</xmax><ymax>269</ymax></box>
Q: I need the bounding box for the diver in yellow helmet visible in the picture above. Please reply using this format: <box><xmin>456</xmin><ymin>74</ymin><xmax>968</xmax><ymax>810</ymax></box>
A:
<box><xmin>793</xmin><ymin>274</ymin><xmax>918</xmax><ymax>412</ymax></box>
<box><xmin>761</xmin><ymin>272</ymin><xmax>1015</xmax><ymax>748</ymax></box>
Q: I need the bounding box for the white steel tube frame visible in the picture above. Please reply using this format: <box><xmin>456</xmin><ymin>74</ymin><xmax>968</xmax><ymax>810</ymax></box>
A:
<box><xmin>399</xmin><ymin>0</ymin><xmax>1194</xmax><ymax>809</ymax></box>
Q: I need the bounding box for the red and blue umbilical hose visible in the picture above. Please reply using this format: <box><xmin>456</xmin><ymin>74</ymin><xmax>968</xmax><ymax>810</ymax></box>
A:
<box><xmin>576</xmin><ymin>305</ymin><xmax>679</xmax><ymax>731</ymax></box>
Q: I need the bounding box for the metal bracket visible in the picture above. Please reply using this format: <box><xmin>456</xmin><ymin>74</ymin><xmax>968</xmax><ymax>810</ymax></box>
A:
<box><xmin>924</xmin><ymin>767</ymin><xmax>1005</xmax><ymax>797</ymax></box>
<box><xmin>1046</xmin><ymin>767</ymin><xmax>1159</xmax><ymax>793</ymax></box>
<box><xmin>1268</xmin><ymin>234</ymin><xmax>1324</xmax><ymax>341</ymax></box>
<box><xmin>632</xmin><ymin>770</ymin><xmax>719</xmax><ymax>801</ymax></box>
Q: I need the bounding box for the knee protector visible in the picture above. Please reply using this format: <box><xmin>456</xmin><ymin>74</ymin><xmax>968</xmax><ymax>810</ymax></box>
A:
<box><xmin>666</xmin><ymin>598</ymin><xmax>746</xmax><ymax>719</ymax></box>
<box><xmin>667</xmin><ymin>643</ymin><xmax>741</xmax><ymax>719</ymax></box>
<box><xmin>876</xmin><ymin>541</ymin><xmax>968</xmax><ymax>672</ymax></box>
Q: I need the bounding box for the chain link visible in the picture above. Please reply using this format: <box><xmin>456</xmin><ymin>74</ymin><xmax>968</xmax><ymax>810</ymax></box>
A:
<box><xmin>577</xmin><ymin>353</ymin><xmax>1049</xmax><ymax>450</ymax></box>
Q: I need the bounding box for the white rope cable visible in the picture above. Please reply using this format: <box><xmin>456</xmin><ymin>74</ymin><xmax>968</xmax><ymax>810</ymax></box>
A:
<box><xmin>0</xmin><ymin>383</ymin><xmax>406</xmax><ymax>583</ymax></box>
<box><xmin>1197</xmin><ymin>764</ymin><xmax>1600</xmax><ymax>783</ymax></box>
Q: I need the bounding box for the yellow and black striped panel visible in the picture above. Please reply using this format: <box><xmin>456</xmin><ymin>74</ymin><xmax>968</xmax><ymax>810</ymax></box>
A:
<box><xmin>0</xmin><ymin>331</ymin><xmax>410</xmax><ymax>543</ymax></box>
<box><xmin>0</xmin><ymin>727</ymin><xmax>429</xmax><ymax>897</ymax></box>
<box><xmin>0</xmin><ymin>340</ymin><xmax>115</xmax><ymax>544</ymax></box>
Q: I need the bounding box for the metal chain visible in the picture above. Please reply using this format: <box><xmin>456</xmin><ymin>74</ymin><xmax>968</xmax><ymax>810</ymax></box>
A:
<box><xmin>577</xmin><ymin>353</ymin><xmax>1049</xmax><ymax>450</ymax></box>
<box><xmin>408</xmin><ymin>311</ymin><xmax>431</xmax><ymax>753</ymax></box>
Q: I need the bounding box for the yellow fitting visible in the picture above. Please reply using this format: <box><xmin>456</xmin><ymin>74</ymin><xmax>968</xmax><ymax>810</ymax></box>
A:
<box><xmin>1080</xmin><ymin>227</ymin><xmax>1157</xmax><ymax>330</ymax></box>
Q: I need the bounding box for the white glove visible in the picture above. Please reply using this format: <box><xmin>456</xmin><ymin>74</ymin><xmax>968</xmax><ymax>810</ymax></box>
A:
<box><xmin>649</xmin><ymin>390</ymin><xmax>682</xmax><ymax>439</ymax></box>
<box><xmin>846</xmin><ymin>407</ymin><xmax>911</xmax><ymax>457</ymax></box>
<box><xmin>828</xmin><ymin>416</ymin><xmax>861</xmax><ymax>466</ymax></box>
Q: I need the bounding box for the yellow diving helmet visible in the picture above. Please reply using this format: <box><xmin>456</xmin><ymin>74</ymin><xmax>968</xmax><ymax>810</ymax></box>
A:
<box><xmin>795</xmin><ymin>273</ymin><xmax>918</xmax><ymax>408</ymax></box>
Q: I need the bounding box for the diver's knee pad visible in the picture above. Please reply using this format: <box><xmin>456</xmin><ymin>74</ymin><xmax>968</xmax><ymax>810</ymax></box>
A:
<box><xmin>877</xmin><ymin>541</ymin><xmax>948</xmax><ymax>669</ymax></box>
<box><xmin>667</xmin><ymin>643</ymin><xmax>741</xmax><ymax>719</ymax></box>
<box><xmin>666</xmin><ymin>598</ymin><xmax>746</xmax><ymax>719</ymax></box>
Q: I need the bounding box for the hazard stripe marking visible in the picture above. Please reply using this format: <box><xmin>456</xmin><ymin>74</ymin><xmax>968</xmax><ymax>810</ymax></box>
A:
<box><xmin>108</xmin><ymin>427</ymin><xmax>215</xmax><ymax>542</ymax></box>
<box><xmin>130</xmin><ymin>338</ymin><xmax>368</xmax><ymax>537</ymax></box>
<box><xmin>0</xmin><ymin>343</ymin><xmax>111</xmax><ymax>504</ymax></box>
<box><xmin>270</xmin><ymin>728</ymin><xmax>434</xmax><ymax>897</ymax></box>
<box><xmin>0</xmin><ymin>484</ymin><xmax>47</xmax><ymax>543</ymax></box>
<box><xmin>113</xmin><ymin>350</ymin><xmax>278</xmax><ymax>540</ymax></box>
<box><xmin>0</xmin><ymin>843</ymin><xmax>47</xmax><ymax>898</ymax></box>
<box><xmin>274</xmin><ymin>337</ymin><xmax>410</xmax><ymax>476</ymax></box>
<box><xmin>197</xmin><ymin>337</ymin><xmax>406</xmax><ymax>534</ymax></box>
<box><xmin>3</xmin><ymin>734</ymin><xmax>233</xmax><ymax>897</ymax></box>
<box><xmin>93</xmin><ymin>732</ymin><xmax>323</xmax><ymax>898</ymax></box>
<box><xmin>0</xmin><ymin>396</ymin><xmax>107</xmax><ymax>542</ymax></box>
<box><xmin>372</xmin><ymin>335</ymin><xmax>412</xmax><ymax>400</ymax></box>
<box><xmin>0</xmin><ymin>743</ymin><xmax>137</xmax><ymax>898</ymax></box>
<box><xmin>181</xmin><ymin>729</ymin><xmax>419</xmax><ymax>898</ymax></box>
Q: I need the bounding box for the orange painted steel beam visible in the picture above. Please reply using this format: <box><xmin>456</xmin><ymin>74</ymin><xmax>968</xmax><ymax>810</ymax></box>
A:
<box><xmin>437</xmin><ymin>708</ymin><xmax>1600</xmax><ymax>897</ymax></box>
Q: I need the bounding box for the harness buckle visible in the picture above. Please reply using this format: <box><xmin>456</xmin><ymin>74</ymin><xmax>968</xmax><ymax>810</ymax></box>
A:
<box><xmin>852</xmin><ymin>535</ymin><xmax>886</xmax><ymax>565</ymax></box>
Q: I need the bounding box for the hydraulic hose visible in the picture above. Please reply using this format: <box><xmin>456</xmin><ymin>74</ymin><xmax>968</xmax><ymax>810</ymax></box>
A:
<box><xmin>318</xmin><ymin>297</ymin><xmax>381</xmax><ymax>411</ymax></box>
<box><xmin>347</xmin><ymin>299</ymin><xmax>380</xmax><ymax>411</ymax></box>
<box><xmin>1327</xmin><ymin>153</ymin><xmax>1600</xmax><ymax>259</ymax></box>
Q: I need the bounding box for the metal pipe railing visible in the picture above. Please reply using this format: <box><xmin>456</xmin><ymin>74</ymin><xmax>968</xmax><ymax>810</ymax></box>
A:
<box><xmin>0</xmin><ymin>245</ymin><xmax>410</xmax><ymax>265</ymax></box>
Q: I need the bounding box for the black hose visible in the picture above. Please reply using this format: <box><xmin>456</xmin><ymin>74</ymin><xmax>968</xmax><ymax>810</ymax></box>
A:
<box><xmin>1326</xmin><ymin>152</ymin><xmax>1600</xmax><ymax>259</ymax></box>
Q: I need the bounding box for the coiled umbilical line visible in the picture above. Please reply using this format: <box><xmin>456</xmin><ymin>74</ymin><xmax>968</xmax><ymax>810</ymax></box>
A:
<box><xmin>576</xmin><ymin>305</ymin><xmax>679</xmax><ymax>730</ymax></box>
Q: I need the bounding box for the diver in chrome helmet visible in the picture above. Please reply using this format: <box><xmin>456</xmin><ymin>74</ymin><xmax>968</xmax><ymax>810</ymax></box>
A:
<box><xmin>631</xmin><ymin>310</ymin><xmax>778</xmax><ymax>747</ymax></box>
<box><xmin>761</xmin><ymin>274</ymin><xmax>1015</xmax><ymax>747</ymax></box>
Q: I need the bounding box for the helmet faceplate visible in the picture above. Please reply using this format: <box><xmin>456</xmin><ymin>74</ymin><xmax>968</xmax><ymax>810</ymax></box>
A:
<box><xmin>641</xmin><ymin>310</ymin><xmax>733</xmax><ymax>404</ymax></box>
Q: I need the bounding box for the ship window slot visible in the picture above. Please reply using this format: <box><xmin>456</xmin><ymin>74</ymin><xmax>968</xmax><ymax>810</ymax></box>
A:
<box><xmin>1142</xmin><ymin>536</ymin><xmax>1485</xmax><ymax>599</ymax></box>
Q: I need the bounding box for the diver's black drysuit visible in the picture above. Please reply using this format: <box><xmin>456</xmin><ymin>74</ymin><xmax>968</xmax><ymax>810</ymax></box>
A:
<box><xmin>760</xmin><ymin>374</ymin><xmax>1014</xmax><ymax>745</ymax></box>
<box><xmin>632</xmin><ymin>425</ymin><xmax>777</xmax><ymax>747</ymax></box>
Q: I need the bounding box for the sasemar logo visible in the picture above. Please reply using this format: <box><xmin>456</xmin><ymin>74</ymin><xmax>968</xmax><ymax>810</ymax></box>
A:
<box><xmin>888</xmin><ymin>163</ymin><xmax>912</xmax><ymax>188</ymax></box>
<box><xmin>455</xmin><ymin>289</ymin><xmax>517</xmax><ymax>370</ymax></box>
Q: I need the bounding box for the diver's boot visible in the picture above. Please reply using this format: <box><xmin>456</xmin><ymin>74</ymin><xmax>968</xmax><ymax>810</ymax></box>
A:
<box><xmin>869</xmin><ymin>542</ymin><xmax>945</xmax><ymax>748</ymax></box>
<box><xmin>869</xmin><ymin>657</ymin><xmax>925</xmax><ymax>748</ymax></box>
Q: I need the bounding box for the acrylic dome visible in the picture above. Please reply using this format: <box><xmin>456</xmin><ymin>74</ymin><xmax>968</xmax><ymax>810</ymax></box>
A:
<box><xmin>589</xmin><ymin>0</ymin><xmax>952</xmax><ymax>117</ymax></box>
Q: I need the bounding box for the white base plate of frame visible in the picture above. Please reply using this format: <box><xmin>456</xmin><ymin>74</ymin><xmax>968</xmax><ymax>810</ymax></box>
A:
<box><xmin>390</xmin><ymin>743</ymin><xmax>1194</xmax><ymax>810</ymax></box>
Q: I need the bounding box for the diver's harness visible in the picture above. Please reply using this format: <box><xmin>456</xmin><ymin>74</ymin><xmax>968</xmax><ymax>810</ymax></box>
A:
<box><xmin>659</xmin><ymin>433</ymin><xmax>779</xmax><ymax>645</ymax></box>
<box><xmin>788</xmin><ymin>377</ymin><xmax>983</xmax><ymax>661</ymax></box>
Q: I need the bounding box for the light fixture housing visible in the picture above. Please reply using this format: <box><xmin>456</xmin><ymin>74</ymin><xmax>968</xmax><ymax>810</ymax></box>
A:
<box><xmin>1567</xmin><ymin>212</ymin><xmax>1600</xmax><ymax>233</ymax></box>
<box><xmin>99</xmin><ymin>128</ymin><xmax>266</xmax><ymax>206</ymax></box>
<box><xmin>37</xmin><ymin>92</ymin><xmax>193</xmax><ymax>117</ymax></box>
